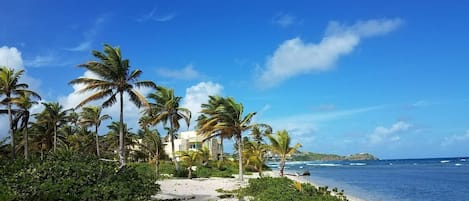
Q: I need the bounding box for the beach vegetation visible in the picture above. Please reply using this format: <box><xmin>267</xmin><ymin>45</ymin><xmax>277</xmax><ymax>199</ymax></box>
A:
<box><xmin>240</xmin><ymin>177</ymin><xmax>348</xmax><ymax>201</ymax></box>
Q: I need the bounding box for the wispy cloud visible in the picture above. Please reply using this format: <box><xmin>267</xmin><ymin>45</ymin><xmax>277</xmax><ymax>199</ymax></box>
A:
<box><xmin>257</xmin><ymin>18</ymin><xmax>403</xmax><ymax>89</ymax></box>
<box><xmin>441</xmin><ymin>130</ymin><xmax>469</xmax><ymax>146</ymax></box>
<box><xmin>157</xmin><ymin>64</ymin><xmax>206</xmax><ymax>80</ymax></box>
<box><xmin>65</xmin><ymin>14</ymin><xmax>109</xmax><ymax>52</ymax></box>
<box><xmin>264</xmin><ymin>105</ymin><xmax>384</xmax><ymax>143</ymax></box>
<box><xmin>137</xmin><ymin>7</ymin><xmax>177</xmax><ymax>23</ymax></box>
<box><xmin>272</xmin><ymin>13</ymin><xmax>299</xmax><ymax>27</ymax></box>
<box><xmin>24</xmin><ymin>53</ymin><xmax>73</xmax><ymax>68</ymax></box>
<box><xmin>368</xmin><ymin>121</ymin><xmax>412</xmax><ymax>145</ymax></box>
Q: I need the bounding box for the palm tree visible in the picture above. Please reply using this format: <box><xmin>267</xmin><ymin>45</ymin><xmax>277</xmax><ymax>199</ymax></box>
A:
<box><xmin>177</xmin><ymin>150</ymin><xmax>201</xmax><ymax>179</ymax></box>
<box><xmin>250</xmin><ymin>124</ymin><xmax>272</xmax><ymax>145</ymax></box>
<box><xmin>0</xmin><ymin>66</ymin><xmax>40</xmax><ymax>159</ymax></box>
<box><xmin>10</xmin><ymin>92</ymin><xmax>41</xmax><ymax>159</ymax></box>
<box><xmin>103</xmin><ymin>121</ymin><xmax>136</xmax><ymax>159</ymax></box>
<box><xmin>69</xmin><ymin>44</ymin><xmax>156</xmax><ymax>167</ymax></box>
<box><xmin>146</xmin><ymin>86</ymin><xmax>191</xmax><ymax>171</ymax></box>
<box><xmin>267</xmin><ymin>130</ymin><xmax>302</xmax><ymax>177</ymax></box>
<box><xmin>197</xmin><ymin>95</ymin><xmax>227</xmax><ymax>162</ymax></box>
<box><xmin>243</xmin><ymin>139</ymin><xmax>269</xmax><ymax>177</ymax></box>
<box><xmin>39</xmin><ymin>102</ymin><xmax>71</xmax><ymax>152</ymax></box>
<box><xmin>140</xmin><ymin>128</ymin><xmax>163</xmax><ymax>177</ymax></box>
<box><xmin>197</xmin><ymin>96</ymin><xmax>263</xmax><ymax>181</ymax></box>
<box><xmin>79</xmin><ymin>106</ymin><xmax>111</xmax><ymax>157</ymax></box>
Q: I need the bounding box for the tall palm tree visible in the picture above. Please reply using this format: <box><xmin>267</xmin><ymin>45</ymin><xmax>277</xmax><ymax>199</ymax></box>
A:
<box><xmin>69</xmin><ymin>44</ymin><xmax>156</xmax><ymax>167</ymax></box>
<box><xmin>79</xmin><ymin>106</ymin><xmax>111</xmax><ymax>157</ymax></box>
<box><xmin>40</xmin><ymin>102</ymin><xmax>71</xmax><ymax>152</ymax></box>
<box><xmin>0</xmin><ymin>66</ymin><xmax>40</xmax><ymax>159</ymax></box>
<box><xmin>10</xmin><ymin>92</ymin><xmax>41</xmax><ymax>159</ymax></box>
<box><xmin>267</xmin><ymin>130</ymin><xmax>302</xmax><ymax>177</ymax></box>
<box><xmin>197</xmin><ymin>96</ymin><xmax>263</xmax><ymax>181</ymax></box>
<box><xmin>146</xmin><ymin>86</ymin><xmax>191</xmax><ymax>171</ymax></box>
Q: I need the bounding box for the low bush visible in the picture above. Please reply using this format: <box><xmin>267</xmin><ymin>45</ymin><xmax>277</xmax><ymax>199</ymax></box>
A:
<box><xmin>241</xmin><ymin>177</ymin><xmax>348</xmax><ymax>201</ymax></box>
<box><xmin>0</xmin><ymin>153</ymin><xmax>159</xmax><ymax>201</ymax></box>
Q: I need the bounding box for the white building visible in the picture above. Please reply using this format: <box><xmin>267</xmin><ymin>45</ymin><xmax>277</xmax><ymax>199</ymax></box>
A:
<box><xmin>164</xmin><ymin>131</ymin><xmax>222</xmax><ymax>160</ymax></box>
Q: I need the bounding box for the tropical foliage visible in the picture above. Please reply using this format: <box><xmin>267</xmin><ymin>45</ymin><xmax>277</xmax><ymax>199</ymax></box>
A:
<box><xmin>197</xmin><ymin>95</ymin><xmax>270</xmax><ymax>181</ymax></box>
<box><xmin>267</xmin><ymin>130</ymin><xmax>302</xmax><ymax>176</ymax></box>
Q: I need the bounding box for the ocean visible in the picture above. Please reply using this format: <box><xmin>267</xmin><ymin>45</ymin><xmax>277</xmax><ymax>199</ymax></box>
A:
<box><xmin>268</xmin><ymin>157</ymin><xmax>469</xmax><ymax>201</ymax></box>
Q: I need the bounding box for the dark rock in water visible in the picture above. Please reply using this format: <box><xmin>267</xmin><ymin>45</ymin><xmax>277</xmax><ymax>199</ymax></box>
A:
<box><xmin>302</xmin><ymin>170</ymin><xmax>310</xmax><ymax>176</ymax></box>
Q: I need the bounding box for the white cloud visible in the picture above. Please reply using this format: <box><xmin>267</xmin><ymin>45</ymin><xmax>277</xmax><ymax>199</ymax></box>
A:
<box><xmin>157</xmin><ymin>64</ymin><xmax>205</xmax><ymax>80</ymax></box>
<box><xmin>272</xmin><ymin>13</ymin><xmax>297</xmax><ymax>27</ymax></box>
<box><xmin>257</xmin><ymin>18</ymin><xmax>403</xmax><ymax>88</ymax></box>
<box><xmin>368</xmin><ymin>121</ymin><xmax>412</xmax><ymax>144</ymax></box>
<box><xmin>441</xmin><ymin>130</ymin><xmax>469</xmax><ymax>146</ymax></box>
<box><xmin>0</xmin><ymin>46</ymin><xmax>24</xmax><ymax>69</ymax></box>
<box><xmin>182</xmin><ymin>82</ymin><xmax>223</xmax><ymax>122</ymax></box>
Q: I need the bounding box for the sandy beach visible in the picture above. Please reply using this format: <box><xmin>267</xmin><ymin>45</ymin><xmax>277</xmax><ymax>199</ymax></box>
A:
<box><xmin>153</xmin><ymin>171</ymin><xmax>365</xmax><ymax>201</ymax></box>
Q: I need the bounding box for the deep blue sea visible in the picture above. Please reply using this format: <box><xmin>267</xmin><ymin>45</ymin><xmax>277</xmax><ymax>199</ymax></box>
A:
<box><xmin>268</xmin><ymin>157</ymin><xmax>469</xmax><ymax>201</ymax></box>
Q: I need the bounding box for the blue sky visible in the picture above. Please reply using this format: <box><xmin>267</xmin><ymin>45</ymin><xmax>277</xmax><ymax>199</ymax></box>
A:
<box><xmin>1</xmin><ymin>0</ymin><xmax>469</xmax><ymax>159</ymax></box>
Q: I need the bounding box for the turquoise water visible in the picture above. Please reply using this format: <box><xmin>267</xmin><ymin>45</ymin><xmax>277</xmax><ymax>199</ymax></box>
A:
<box><xmin>268</xmin><ymin>157</ymin><xmax>469</xmax><ymax>201</ymax></box>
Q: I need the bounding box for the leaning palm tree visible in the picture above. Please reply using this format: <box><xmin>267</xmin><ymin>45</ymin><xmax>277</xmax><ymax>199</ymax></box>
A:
<box><xmin>146</xmin><ymin>86</ymin><xmax>191</xmax><ymax>171</ymax></box>
<box><xmin>267</xmin><ymin>130</ymin><xmax>302</xmax><ymax>177</ymax></box>
<box><xmin>79</xmin><ymin>106</ymin><xmax>111</xmax><ymax>157</ymax></box>
<box><xmin>69</xmin><ymin>44</ymin><xmax>156</xmax><ymax>167</ymax></box>
<box><xmin>197</xmin><ymin>96</ymin><xmax>266</xmax><ymax>181</ymax></box>
<box><xmin>10</xmin><ymin>91</ymin><xmax>41</xmax><ymax>159</ymax></box>
<box><xmin>0</xmin><ymin>66</ymin><xmax>40</xmax><ymax>159</ymax></box>
<box><xmin>40</xmin><ymin>102</ymin><xmax>71</xmax><ymax>152</ymax></box>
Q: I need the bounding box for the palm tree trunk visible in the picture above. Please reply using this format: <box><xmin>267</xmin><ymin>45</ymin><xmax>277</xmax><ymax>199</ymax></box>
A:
<box><xmin>155</xmin><ymin>150</ymin><xmax>160</xmax><ymax>177</ymax></box>
<box><xmin>279</xmin><ymin>157</ymin><xmax>285</xmax><ymax>177</ymax></box>
<box><xmin>219</xmin><ymin>136</ymin><xmax>224</xmax><ymax>162</ymax></box>
<box><xmin>7</xmin><ymin>102</ymin><xmax>15</xmax><ymax>159</ymax></box>
<box><xmin>238</xmin><ymin>134</ymin><xmax>243</xmax><ymax>181</ymax></box>
<box><xmin>24</xmin><ymin>127</ymin><xmax>29</xmax><ymax>160</ymax></box>
<box><xmin>95</xmin><ymin>125</ymin><xmax>100</xmax><ymax>158</ymax></box>
<box><xmin>119</xmin><ymin>91</ymin><xmax>126</xmax><ymax>168</ymax></box>
<box><xmin>53</xmin><ymin>124</ymin><xmax>57</xmax><ymax>152</ymax></box>
<box><xmin>169</xmin><ymin>120</ymin><xmax>179</xmax><ymax>171</ymax></box>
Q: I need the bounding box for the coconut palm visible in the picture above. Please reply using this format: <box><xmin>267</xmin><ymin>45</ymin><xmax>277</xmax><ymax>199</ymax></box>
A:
<box><xmin>79</xmin><ymin>106</ymin><xmax>111</xmax><ymax>157</ymax></box>
<box><xmin>250</xmin><ymin>124</ymin><xmax>272</xmax><ymax>145</ymax></box>
<box><xmin>197</xmin><ymin>96</ymin><xmax>262</xmax><ymax>181</ymax></box>
<box><xmin>69</xmin><ymin>44</ymin><xmax>156</xmax><ymax>167</ymax></box>
<box><xmin>102</xmin><ymin>121</ymin><xmax>136</xmax><ymax>159</ymax></box>
<box><xmin>0</xmin><ymin>66</ymin><xmax>40</xmax><ymax>159</ymax></box>
<box><xmin>146</xmin><ymin>86</ymin><xmax>191</xmax><ymax>171</ymax></box>
<box><xmin>10</xmin><ymin>92</ymin><xmax>41</xmax><ymax>159</ymax></box>
<box><xmin>39</xmin><ymin>102</ymin><xmax>71</xmax><ymax>152</ymax></box>
<box><xmin>267</xmin><ymin>130</ymin><xmax>302</xmax><ymax>176</ymax></box>
<box><xmin>177</xmin><ymin>150</ymin><xmax>201</xmax><ymax>179</ymax></box>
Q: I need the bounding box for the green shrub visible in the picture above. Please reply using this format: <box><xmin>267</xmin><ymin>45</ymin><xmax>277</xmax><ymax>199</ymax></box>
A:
<box><xmin>241</xmin><ymin>177</ymin><xmax>347</xmax><ymax>201</ymax></box>
<box><xmin>0</xmin><ymin>153</ymin><xmax>159</xmax><ymax>201</ymax></box>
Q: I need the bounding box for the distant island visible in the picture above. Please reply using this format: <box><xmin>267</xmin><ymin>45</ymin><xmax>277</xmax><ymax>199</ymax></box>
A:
<box><xmin>289</xmin><ymin>151</ymin><xmax>379</xmax><ymax>161</ymax></box>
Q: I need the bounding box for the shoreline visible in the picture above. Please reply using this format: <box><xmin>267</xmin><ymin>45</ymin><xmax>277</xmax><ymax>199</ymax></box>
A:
<box><xmin>153</xmin><ymin>171</ymin><xmax>366</xmax><ymax>201</ymax></box>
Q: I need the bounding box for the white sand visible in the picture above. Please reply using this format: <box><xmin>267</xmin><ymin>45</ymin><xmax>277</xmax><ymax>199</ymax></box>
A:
<box><xmin>153</xmin><ymin>171</ymin><xmax>365</xmax><ymax>201</ymax></box>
